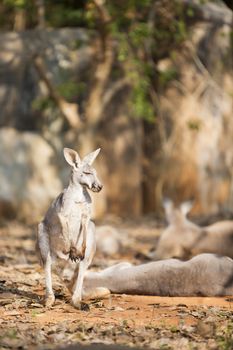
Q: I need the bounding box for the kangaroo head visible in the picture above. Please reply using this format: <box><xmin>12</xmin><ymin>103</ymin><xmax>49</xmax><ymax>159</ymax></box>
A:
<box><xmin>63</xmin><ymin>147</ymin><xmax>103</xmax><ymax>192</ymax></box>
<box><xmin>154</xmin><ymin>226</ymin><xmax>195</xmax><ymax>260</ymax></box>
<box><xmin>153</xmin><ymin>199</ymin><xmax>197</xmax><ymax>260</ymax></box>
<box><xmin>163</xmin><ymin>198</ymin><xmax>193</xmax><ymax>225</ymax></box>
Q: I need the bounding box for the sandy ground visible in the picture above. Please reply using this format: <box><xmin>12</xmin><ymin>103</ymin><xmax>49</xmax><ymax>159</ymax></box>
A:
<box><xmin>0</xmin><ymin>221</ymin><xmax>232</xmax><ymax>350</ymax></box>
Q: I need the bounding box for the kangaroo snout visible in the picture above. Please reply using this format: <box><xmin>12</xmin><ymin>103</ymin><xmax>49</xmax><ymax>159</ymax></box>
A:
<box><xmin>91</xmin><ymin>183</ymin><xmax>103</xmax><ymax>192</ymax></box>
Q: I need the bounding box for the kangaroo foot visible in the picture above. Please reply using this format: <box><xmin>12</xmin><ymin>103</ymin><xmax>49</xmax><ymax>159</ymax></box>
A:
<box><xmin>45</xmin><ymin>293</ymin><xmax>55</xmax><ymax>308</ymax></box>
<box><xmin>72</xmin><ymin>297</ymin><xmax>90</xmax><ymax>311</ymax></box>
<box><xmin>69</xmin><ymin>246</ymin><xmax>84</xmax><ymax>262</ymax></box>
<box><xmin>82</xmin><ymin>287</ymin><xmax>111</xmax><ymax>300</ymax></box>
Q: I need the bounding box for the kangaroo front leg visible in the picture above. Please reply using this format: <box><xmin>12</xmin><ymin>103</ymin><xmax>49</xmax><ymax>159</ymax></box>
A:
<box><xmin>80</xmin><ymin>210</ymin><xmax>91</xmax><ymax>257</ymax></box>
<box><xmin>71</xmin><ymin>260</ymin><xmax>87</xmax><ymax>309</ymax></box>
<box><xmin>44</xmin><ymin>254</ymin><xmax>55</xmax><ymax>307</ymax></box>
<box><xmin>80</xmin><ymin>220</ymin><xmax>88</xmax><ymax>258</ymax></box>
<box><xmin>70</xmin><ymin>216</ymin><xmax>89</xmax><ymax>262</ymax></box>
<box><xmin>69</xmin><ymin>224</ymin><xmax>88</xmax><ymax>262</ymax></box>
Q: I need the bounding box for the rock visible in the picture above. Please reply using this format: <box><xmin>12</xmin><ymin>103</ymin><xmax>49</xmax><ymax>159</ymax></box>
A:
<box><xmin>0</xmin><ymin>128</ymin><xmax>62</xmax><ymax>223</ymax></box>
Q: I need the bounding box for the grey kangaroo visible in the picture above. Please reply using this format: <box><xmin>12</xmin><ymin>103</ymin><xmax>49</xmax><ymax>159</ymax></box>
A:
<box><xmin>152</xmin><ymin>199</ymin><xmax>233</xmax><ymax>260</ymax></box>
<box><xmin>82</xmin><ymin>254</ymin><xmax>233</xmax><ymax>299</ymax></box>
<box><xmin>36</xmin><ymin>147</ymin><xmax>102</xmax><ymax>308</ymax></box>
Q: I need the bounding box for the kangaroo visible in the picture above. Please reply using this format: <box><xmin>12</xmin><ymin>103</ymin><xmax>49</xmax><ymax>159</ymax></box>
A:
<box><xmin>81</xmin><ymin>254</ymin><xmax>233</xmax><ymax>299</ymax></box>
<box><xmin>152</xmin><ymin>199</ymin><xmax>233</xmax><ymax>260</ymax></box>
<box><xmin>36</xmin><ymin>147</ymin><xmax>102</xmax><ymax>308</ymax></box>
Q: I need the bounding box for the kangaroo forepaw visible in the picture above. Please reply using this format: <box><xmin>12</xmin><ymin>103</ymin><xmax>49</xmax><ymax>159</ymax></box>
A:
<box><xmin>69</xmin><ymin>254</ymin><xmax>80</xmax><ymax>263</ymax></box>
<box><xmin>69</xmin><ymin>247</ymin><xmax>84</xmax><ymax>262</ymax></box>
<box><xmin>45</xmin><ymin>294</ymin><xmax>55</xmax><ymax>308</ymax></box>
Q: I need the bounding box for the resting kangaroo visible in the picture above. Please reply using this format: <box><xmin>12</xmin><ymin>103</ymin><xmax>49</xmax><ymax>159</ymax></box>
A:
<box><xmin>81</xmin><ymin>254</ymin><xmax>233</xmax><ymax>298</ymax></box>
<box><xmin>36</xmin><ymin>147</ymin><xmax>102</xmax><ymax>308</ymax></box>
<box><xmin>152</xmin><ymin>199</ymin><xmax>233</xmax><ymax>260</ymax></box>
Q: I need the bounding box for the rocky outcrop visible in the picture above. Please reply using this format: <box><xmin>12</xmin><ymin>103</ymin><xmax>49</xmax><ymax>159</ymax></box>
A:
<box><xmin>0</xmin><ymin>128</ymin><xmax>62</xmax><ymax>223</ymax></box>
<box><xmin>0</xmin><ymin>28</ymin><xmax>91</xmax><ymax>130</ymax></box>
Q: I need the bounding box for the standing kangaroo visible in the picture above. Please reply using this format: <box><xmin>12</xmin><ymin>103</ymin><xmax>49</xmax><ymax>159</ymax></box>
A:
<box><xmin>152</xmin><ymin>199</ymin><xmax>233</xmax><ymax>260</ymax></box>
<box><xmin>36</xmin><ymin>147</ymin><xmax>102</xmax><ymax>308</ymax></box>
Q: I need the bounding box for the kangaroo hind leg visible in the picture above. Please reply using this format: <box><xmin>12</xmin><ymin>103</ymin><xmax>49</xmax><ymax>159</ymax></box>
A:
<box><xmin>82</xmin><ymin>287</ymin><xmax>111</xmax><ymax>300</ymax></box>
<box><xmin>37</xmin><ymin>222</ymin><xmax>55</xmax><ymax>307</ymax></box>
<box><xmin>71</xmin><ymin>260</ymin><xmax>87</xmax><ymax>309</ymax></box>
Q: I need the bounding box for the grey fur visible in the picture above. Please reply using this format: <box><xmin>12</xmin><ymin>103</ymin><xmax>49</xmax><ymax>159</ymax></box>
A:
<box><xmin>36</xmin><ymin>147</ymin><xmax>102</xmax><ymax>308</ymax></box>
<box><xmin>152</xmin><ymin>199</ymin><xmax>233</xmax><ymax>260</ymax></box>
<box><xmin>83</xmin><ymin>254</ymin><xmax>233</xmax><ymax>298</ymax></box>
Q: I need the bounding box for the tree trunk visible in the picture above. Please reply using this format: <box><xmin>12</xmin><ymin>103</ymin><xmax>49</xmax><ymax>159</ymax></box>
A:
<box><xmin>14</xmin><ymin>8</ymin><xmax>26</xmax><ymax>31</ymax></box>
<box><xmin>35</xmin><ymin>0</ymin><xmax>46</xmax><ymax>28</ymax></box>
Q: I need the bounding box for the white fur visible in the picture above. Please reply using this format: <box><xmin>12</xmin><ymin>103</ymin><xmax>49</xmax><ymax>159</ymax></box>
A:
<box><xmin>36</xmin><ymin>147</ymin><xmax>102</xmax><ymax>308</ymax></box>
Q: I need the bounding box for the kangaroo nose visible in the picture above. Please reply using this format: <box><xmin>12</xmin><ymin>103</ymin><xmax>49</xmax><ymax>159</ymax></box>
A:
<box><xmin>91</xmin><ymin>183</ymin><xmax>103</xmax><ymax>192</ymax></box>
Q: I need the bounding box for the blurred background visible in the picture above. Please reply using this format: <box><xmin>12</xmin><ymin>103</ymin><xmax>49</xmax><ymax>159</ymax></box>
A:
<box><xmin>0</xmin><ymin>0</ymin><xmax>232</xmax><ymax>224</ymax></box>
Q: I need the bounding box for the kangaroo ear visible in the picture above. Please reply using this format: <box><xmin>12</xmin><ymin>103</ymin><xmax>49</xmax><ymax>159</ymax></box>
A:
<box><xmin>180</xmin><ymin>200</ymin><xmax>194</xmax><ymax>217</ymax></box>
<box><xmin>82</xmin><ymin>148</ymin><xmax>101</xmax><ymax>166</ymax></box>
<box><xmin>162</xmin><ymin>198</ymin><xmax>173</xmax><ymax>210</ymax></box>
<box><xmin>162</xmin><ymin>198</ymin><xmax>174</xmax><ymax>222</ymax></box>
<box><xmin>63</xmin><ymin>148</ymin><xmax>81</xmax><ymax>168</ymax></box>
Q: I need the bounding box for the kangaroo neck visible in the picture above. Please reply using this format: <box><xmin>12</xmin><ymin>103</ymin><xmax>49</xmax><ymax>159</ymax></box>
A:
<box><xmin>66</xmin><ymin>181</ymin><xmax>90</xmax><ymax>204</ymax></box>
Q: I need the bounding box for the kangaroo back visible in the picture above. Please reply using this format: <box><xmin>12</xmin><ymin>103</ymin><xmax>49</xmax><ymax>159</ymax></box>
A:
<box><xmin>83</xmin><ymin>254</ymin><xmax>233</xmax><ymax>297</ymax></box>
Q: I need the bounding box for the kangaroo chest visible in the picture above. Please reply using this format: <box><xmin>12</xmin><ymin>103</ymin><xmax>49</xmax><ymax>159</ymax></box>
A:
<box><xmin>50</xmin><ymin>188</ymin><xmax>92</xmax><ymax>259</ymax></box>
<box><xmin>64</xmin><ymin>201</ymin><xmax>91</xmax><ymax>232</ymax></box>
<box><xmin>59</xmin><ymin>186</ymin><xmax>91</xmax><ymax>230</ymax></box>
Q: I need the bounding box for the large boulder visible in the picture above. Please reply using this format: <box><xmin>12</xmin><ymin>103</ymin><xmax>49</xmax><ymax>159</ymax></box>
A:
<box><xmin>0</xmin><ymin>128</ymin><xmax>62</xmax><ymax>223</ymax></box>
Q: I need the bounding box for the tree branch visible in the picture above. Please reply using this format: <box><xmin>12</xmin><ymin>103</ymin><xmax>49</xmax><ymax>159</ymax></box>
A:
<box><xmin>33</xmin><ymin>54</ymin><xmax>82</xmax><ymax>129</ymax></box>
<box><xmin>102</xmin><ymin>76</ymin><xmax>131</xmax><ymax>109</ymax></box>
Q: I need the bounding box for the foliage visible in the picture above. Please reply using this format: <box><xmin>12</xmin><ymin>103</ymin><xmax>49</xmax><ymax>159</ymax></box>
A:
<box><xmin>57</xmin><ymin>80</ymin><xmax>85</xmax><ymax>101</ymax></box>
<box><xmin>3</xmin><ymin>0</ymin><xmax>26</xmax><ymax>8</ymax></box>
<box><xmin>93</xmin><ymin>0</ymin><xmax>189</xmax><ymax>121</ymax></box>
<box><xmin>158</xmin><ymin>68</ymin><xmax>179</xmax><ymax>89</ymax></box>
<box><xmin>0</xmin><ymin>0</ymin><xmax>192</xmax><ymax>121</ymax></box>
<box><xmin>187</xmin><ymin>119</ymin><xmax>202</xmax><ymax>131</ymax></box>
<box><xmin>217</xmin><ymin>322</ymin><xmax>233</xmax><ymax>350</ymax></box>
<box><xmin>32</xmin><ymin>96</ymin><xmax>55</xmax><ymax>112</ymax></box>
<box><xmin>132</xmin><ymin>80</ymin><xmax>155</xmax><ymax>121</ymax></box>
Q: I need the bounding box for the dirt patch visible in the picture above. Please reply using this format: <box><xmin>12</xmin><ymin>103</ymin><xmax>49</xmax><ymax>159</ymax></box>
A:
<box><xmin>0</xmin><ymin>222</ymin><xmax>232</xmax><ymax>349</ymax></box>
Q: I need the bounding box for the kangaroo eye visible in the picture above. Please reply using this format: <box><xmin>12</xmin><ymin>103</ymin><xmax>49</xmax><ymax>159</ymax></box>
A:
<box><xmin>84</xmin><ymin>172</ymin><xmax>92</xmax><ymax>175</ymax></box>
